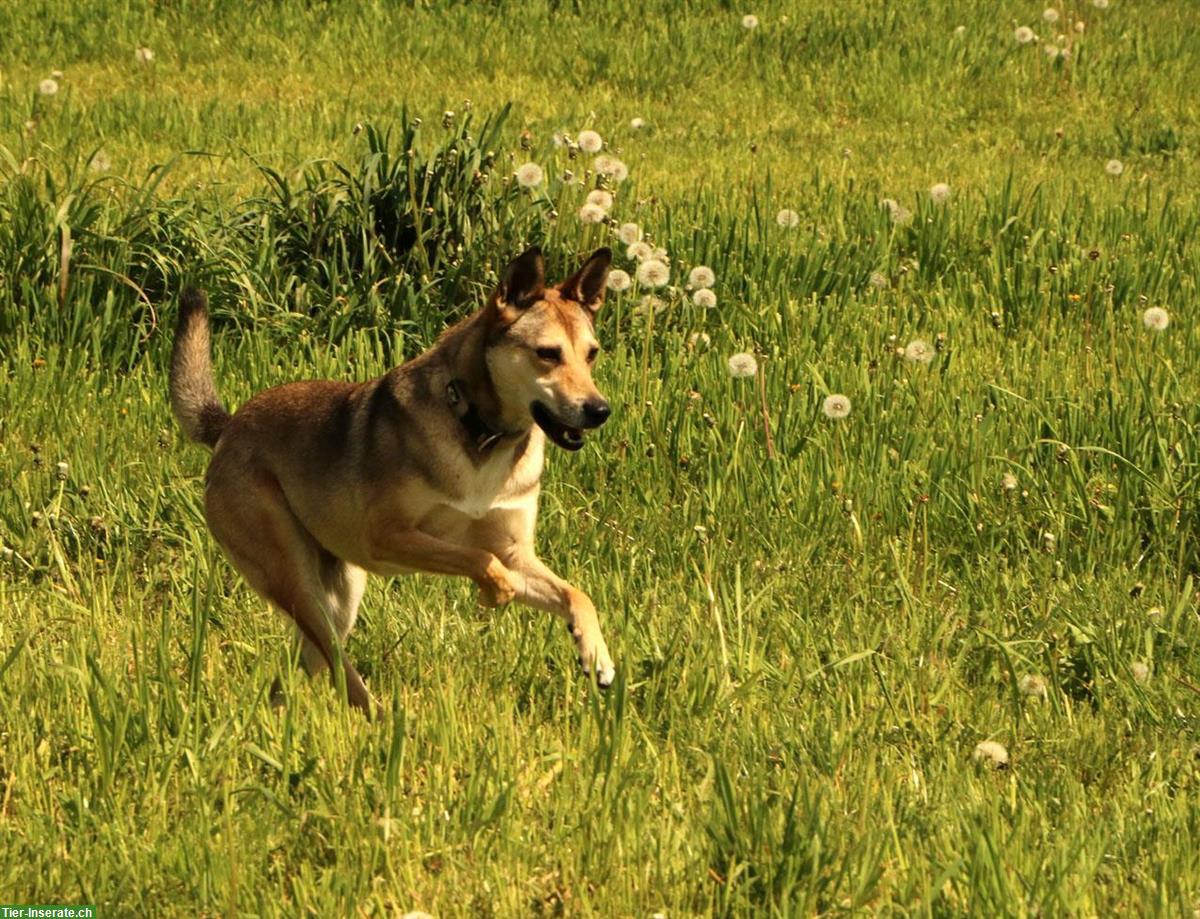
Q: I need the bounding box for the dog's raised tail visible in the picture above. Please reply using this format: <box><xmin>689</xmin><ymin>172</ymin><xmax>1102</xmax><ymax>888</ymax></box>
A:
<box><xmin>170</xmin><ymin>287</ymin><xmax>230</xmax><ymax>449</ymax></box>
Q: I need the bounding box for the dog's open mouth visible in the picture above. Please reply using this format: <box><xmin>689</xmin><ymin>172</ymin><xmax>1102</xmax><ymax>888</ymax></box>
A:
<box><xmin>531</xmin><ymin>401</ymin><xmax>585</xmax><ymax>451</ymax></box>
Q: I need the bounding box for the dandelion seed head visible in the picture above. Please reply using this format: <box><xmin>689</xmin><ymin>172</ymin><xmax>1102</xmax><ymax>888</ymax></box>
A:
<box><xmin>693</xmin><ymin>288</ymin><xmax>717</xmax><ymax>308</ymax></box>
<box><xmin>1043</xmin><ymin>8</ymin><xmax>1060</xmax><ymax>23</ymax></box>
<box><xmin>954</xmin><ymin>24</ymin><xmax>967</xmax><ymax>36</ymax></box>
<box><xmin>89</xmin><ymin>150</ymin><xmax>111</xmax><ymax>172</ymax></box>
<box><xmin>1092</xmin><ymin>0</ymin><xmax>1108</xmax><ymax>8</ymax></box>
<box><xmin>55</xmin><ymin>461</ymin><xmax>69</xmax><ymax>479</ymax></box>
<box><xmin>1074</xmin><ymin>20</ymin><xmax>1086</xmax><ymax>32</ymax></box>
<box><xmin>135</xmin><ymin>46</ymin><xmax>154</xmax><ymax>64</ymax></box>
<box><xmin>1131</xmin><ymin>661</ymin><xmax>1150</xmax><ymax>684</ymax></box>
<box><xmin>606</xmin><ymin>269</ymin><xmax>631</xmax><ymax>292</ymax></box>
<box><xmin>728</xmin><ymin>352</ymin><xmax>758</xmax><ymax>378</ymax></box>
<box><xmin>552</xmin><ymin>132</ymin><xmax>566</xmax><ymax>148</ymax></box>
<box><xmin>742</xmin><ymin>14</ymin><xmax>760</xmax><ymax>30</ymax></box>
<box><xmin>880</xmin><ymin>198</ymin><xmax>912</xmax><ymax>224</ymax></box>
<box><xmin>618</xmin><ymin>222</ymin><xmax>642</xmax><ymax>245</ymax></box>
<box><xmin>627</xmin><ymin>241</ymin><xmax>654</xmax><ymax>261</ymax></box>
<box><xmin>586</xmin><ymin>188</ymin><xmax>614</xmax><ymax>211</ymax></box>
<box><xmin>1001</xmin><ymin>472</ymin><xmax>1019</xmax><ymax>492</ymax></box>
<box><xmin>688</xmin><ymin>266</ymin><xmax>716</xmax><ymax>289</ymax></box>
<box><xmin>1105</xmin><ymin>158</ymin><xmax>1124</xmax><ymax>176</ymax></box>
<box><xmin>973</xmin><ymin>740</ymin><xmax>1009</xmax><ymax>768</ymax></box>
<box><xmin>1019</xmin><ymin>674</ymin><xmax>1048</xmax><ymax>699</ymax></box>
<box><xmin>651</xmin><ymin>246</ymin><xmax>669</xmax><ymax>262</ymax></box>
<box><xmin>1015</xmin><ymin>26</ymin><xmax>1035</xmax><ymax>44</ymax></box>
<box><xmin>578</xmin><ymin>129</ymin><xmax>603</xmax><ymax>153</ymax></box>
<box><xmin>38</xmin><ymin>78</ymin><xmax>59</xmax><ymax>96</ymax></box>
<box><xmin>929</xmin><ymin>182</ymin><xmax>951</xmax><ymax>203</ymax></box>
<box><xmin>1142</xmin><ymin>306</ymin><xmax>1169</xmax><ymax>331</ymax></box>
<box><xmin>1044</xmin><ymin>43</ymin><xmax>1060</xmax><ymax>57</ymax></box>
<box><xmin>636</xmin><ymin>259</ymin><xmax>670</xmax><ymax>288</ymax></box>
<box><xmin>869</xmin><ymin>271</ymin><xmax>889</xmax><ymax>289</ymax></box>
<box><xmin>593</xmin><ymin>154</ymin><xmax>629</xmax><ymax>182</ymax></box>
<box><xmin>688</xmin><ymin>331</ymin><xmax>712</xmax><ymax>350</ymax></box>
<box><xmin>822</xmin><ymin>394</ymin><xmax>852</xmax><ymax>419</ymax></box>
<box><xmin>776</xmin><ymin>208</ymin><xmax>800</xmax><ymax>229</ymax></box>
<box><xmin>904</xmin><ymin>339</ymin><xmax>934</xmax><ymax>363</ymax></box>
<box><xmin>515</xmin><ymin>162</ymin><xmax>543</xmax><ymax>188</ymax></box>
<box><xmin>579</xmin><ymin>203</ymin><xmax>607</xmax><ymax>225</ymax></box>
<box><xmin>629</xmin><ymin>116</ymin><xmax>645</xmax><ymax>130</ymax></box>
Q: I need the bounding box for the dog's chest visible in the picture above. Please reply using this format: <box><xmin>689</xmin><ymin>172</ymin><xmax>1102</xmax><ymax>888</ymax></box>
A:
<box><xmin>442</xmin><ymin>435</ymin><xmax>544</xmax><ymax>520</ymax></box>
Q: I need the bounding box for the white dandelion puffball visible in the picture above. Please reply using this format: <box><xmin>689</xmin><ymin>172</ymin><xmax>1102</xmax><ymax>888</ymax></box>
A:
<box><xmin>904</xmin><ymin>339</ymin><xmax>934</xmax><ymax>363</ymax></box>
<box><xmin>135</xmin><ymin>46</ymin><xmax>154</xmax><ymax>64</ymax></box>
<box><xmin>636</xmin><ymin>259</ymin><xmax>670</xmax><ymax>288</ymax></box>
<box><xmin>929</xmin><ymin>182</ymin><xmax>951</xmax><ymax>203</ymax></box>
<box><xmin>822</xmin><ymin>394</ymin><xmax>852</xmax><ymax>419</ymax></box>
<box><xmin>651</xmin><ymin>246</ymin><xmax>669</xmax><ymax>261</ymax></box>
<box><xmin>776</xmin><ymin>208</ymin><xmax>800</xmax><ymax>229</ymax></box>
<box><xmin>954</xmin><ymin>25</ymin><xmax>967</xmax><ymax>36</ymax></box>
<box><xmin>742</xmin><ymin>14</ymin><xmax>759</xmax><ymax>30</ymax></box>
<box><xmin>1131</xmin><ymin>661</ymin><xmax>1150</xmax><ymax>684</ymax></box>
<box><xmin>586</xmin><ymin>189</ymin><xmax>614</xmax><ymax>211</ymax></box>
<box><xmin>38</xmin><ymin>78</ymin><xmax>59</xmax><ymax>96</ymax></box>
<box><xmin>880</xmin><ymin>198</ymin><xmax>912</xmax><ymax>224</ymax></box>
<box><xmin>688</xmin><ymin>266</ymin><xmax>716</xmax><ymax>289</ymax></box>
<box><xmin>515</xmin><ymin>162</ymin><xmax>544</xmax><ymax>188</ymax></box>
<box><xmin>627</xmin><ymin>241</ymin><xmax>653</xmax><ymax>261</ymax></box>
<box><xmin>1018</xmin><ymin>674</ymin><xmax>1048</xmax><ymax>700</ymax></box>
<box><xmin>617</xmin><ymin>222</ymin><xmax>642</xmax><ymax>245</ymax></box>
<box><xmin>593</xmin><ymin>154</ymin><xmax>629</xmax><ymax>183</ymax></box>
<box><xmin>1001</xmin><ymin>471</ymin><xmax>1019</xmax><ymax>492</ymax></box>
<box><xmin>1142</xmin><ymin>306</ymin><xmax>1169</xmax><ymax>331</ymax></box>
<box><xmin>578</xmin><ymin>130</ymin><xmax>603</xmax><ymax>153</ymax></box>
<box><xmin>552</xmin><ymin>132</ymin><xmax>566</xmax><ymax>148</ymax></box>
<box><xmin>579</xmin><ymin>203</ymin><xmax>607</xmax><ymax>225</ymax></box>
<box><xmin>607</xmin><ymin>269</ymin><xmax>632</xmax><ymax>292</ymax></box>
<box><xmin>689</xmin><ymin>331</ymin><xmax>712</xmax><ymax>350</ymax></box>
<box><xmin>869</xmin><ymin>271</ymin><xmax>889</xmax><ymax>289</ymax></box>
<box><xmin>1105</xmin><ymin>158</ymin><xmax>1124</xmax><ymax>176</ymax></box>
<box><xmin>973</xmin><ymin>740</ymin><xmax>1009</xmax><ymax>769</ymax></box>
<box><xmin>1044</xmin><ymin>44</ymin><xmax>1060</xmax><ymax>58</ymax></box>
<box><xmin>629</xmin><ymin>116</ymin><xmax>645</xmax><ymax>130</ymax></box>
<box><xmin>1092</xmin><ymin>0</ymin><xmax>1108</xmax><ymax>7</ymax></box>
<box><xmin>89</xmin><ymin>149</ymin><xmax>112</xmax><ymax>172</ymax></box>
<box><xmin>1075</xmin><ymin>20</ymin><xmax>1086</xmax><ymax>32</ymax></box>
<box><xmin>1043</xmin><ymin>8</ymin><xmax>1059</xmax><ymax>23</ymax></box>
<box><xmin>693</xmin><ymin>289</ymin><xmax>717</xmax><ymax>308</ymax></box>
<box><xmin>1015</xmin><ymin>26</ymin><xmax>1035</xmax><ymax>44</ymax></box>
<box><xmin>728</xmin><ymin>352</ymin><xmax>758</xmax><ymax>378</ymax></box>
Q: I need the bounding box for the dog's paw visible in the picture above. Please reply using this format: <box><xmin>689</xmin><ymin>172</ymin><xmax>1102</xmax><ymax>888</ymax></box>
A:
<box><xmin>477</xmin><ymin>560</ymin><xmax>521</xmax><ymax>608</ymax></box>
<box><xmin>574</xmin><ymin>628</ymin><xmax>616</xmax><ymax>688</ymax></box>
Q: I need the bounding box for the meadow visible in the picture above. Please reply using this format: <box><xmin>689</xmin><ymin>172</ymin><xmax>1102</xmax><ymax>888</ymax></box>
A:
<box><xmin>2</xmin><ymin>0</ymin><xmax>1199</xmax><ymax>914</ymax></box>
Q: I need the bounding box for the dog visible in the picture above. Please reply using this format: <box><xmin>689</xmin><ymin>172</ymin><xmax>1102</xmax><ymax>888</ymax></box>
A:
<box><xmin>169</xmin><ymin>246</ymin><xmax>617</xmax><ymax>716</ymax></box>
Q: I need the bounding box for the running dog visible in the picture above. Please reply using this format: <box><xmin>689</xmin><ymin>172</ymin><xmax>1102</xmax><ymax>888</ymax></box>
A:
<box><xmin>169</xmin><ymin>246</ymin><xmax>616</xmax><ymax>716</ymax></box>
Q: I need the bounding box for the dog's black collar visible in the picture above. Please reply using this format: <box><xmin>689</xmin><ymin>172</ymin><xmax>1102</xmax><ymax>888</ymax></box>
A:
<box><xmin>446</xmin><ymin>380</ymin><xmax>519</xmax><ymax>452</ymax></box>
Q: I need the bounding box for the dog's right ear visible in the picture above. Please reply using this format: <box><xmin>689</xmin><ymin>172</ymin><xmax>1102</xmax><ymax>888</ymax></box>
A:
<box><xmin>492</xmin><ymin>246</ymin><xmax>545</xmax><ymax>323</ymax></box>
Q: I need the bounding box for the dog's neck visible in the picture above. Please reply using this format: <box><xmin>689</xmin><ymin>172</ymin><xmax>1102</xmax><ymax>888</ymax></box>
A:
<box><xmin>443</xmin><ymin>311</ymin><xmax>529</xmax><ymax>451</ymax></box>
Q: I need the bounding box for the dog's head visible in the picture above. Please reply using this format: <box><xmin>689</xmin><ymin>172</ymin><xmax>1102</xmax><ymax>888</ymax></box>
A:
<box><xmin>484</xmin><ymin>246</ymin><xmax>612</xmax><ymax>451</ymax></box>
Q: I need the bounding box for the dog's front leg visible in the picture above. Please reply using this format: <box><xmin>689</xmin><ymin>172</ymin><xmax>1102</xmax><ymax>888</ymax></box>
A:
<box><xmin>507</xmin><ymin>553</ymin><xmax>615</xmax><ymax>687</ymax></box>
<box><xmin>370</xmin><ymin>530</ymin><xmax>522</xmax><ymax>608</ymax></box>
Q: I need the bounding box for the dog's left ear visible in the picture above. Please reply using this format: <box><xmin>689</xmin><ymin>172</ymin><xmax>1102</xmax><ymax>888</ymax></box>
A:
<box><xmin>558</xmin><ymin>247</ymin><xmax>612</xmax><ymax>316</ymax></box>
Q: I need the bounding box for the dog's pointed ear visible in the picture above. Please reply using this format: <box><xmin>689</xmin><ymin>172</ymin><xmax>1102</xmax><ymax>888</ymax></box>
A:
<box><xmin>493</xmin><ymin>246</ymin><xmax>545</xmax><ymax>322</ymax></box>
<box><xmin>558</xmin><ymin>247</ymin><xmax>612</xmax><ymax>316</ymax></box>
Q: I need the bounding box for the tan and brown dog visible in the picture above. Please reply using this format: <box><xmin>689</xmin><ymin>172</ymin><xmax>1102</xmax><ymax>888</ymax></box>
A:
<box><xmin>170</xmin><ymin>246</ymin><xmax>616</xmax><ymax>716</ymax></box>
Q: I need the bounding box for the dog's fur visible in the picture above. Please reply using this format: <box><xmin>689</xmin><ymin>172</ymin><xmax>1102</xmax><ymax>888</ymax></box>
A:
<box><xmin>170</xmin><ymin>247</ymin><xmax>616</xmax><ymax>716</ymax></box>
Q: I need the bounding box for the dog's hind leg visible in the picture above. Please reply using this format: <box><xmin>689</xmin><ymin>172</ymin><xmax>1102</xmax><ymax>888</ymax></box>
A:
<box><xmin>205</xmin><ymin>469</ymin><xmax>375</xmax><ymax>716</ymax></box>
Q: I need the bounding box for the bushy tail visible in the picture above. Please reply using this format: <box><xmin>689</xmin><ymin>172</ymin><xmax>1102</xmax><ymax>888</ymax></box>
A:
<box><xmin>170</xmin><ymin>288</ymin><xmax>230</xmax><ymax>449</ymax></box>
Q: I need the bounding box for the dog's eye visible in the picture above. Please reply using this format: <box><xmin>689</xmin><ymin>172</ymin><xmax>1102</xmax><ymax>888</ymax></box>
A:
<box><xmin>586</xmin><ymin>346</ymin><xmax>600</xmax><ymax>363</ymax></box>
<box><xmin>535</xmin><ymin>346</ymin><xmax>562</xmax><ymax>364</ymax></box>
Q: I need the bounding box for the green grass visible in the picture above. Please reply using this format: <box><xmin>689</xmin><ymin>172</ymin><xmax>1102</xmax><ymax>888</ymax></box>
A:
<box><xmin>2</xmin><ymin>0</ymin><xmax>1200</xmax><ymax>915</ymax></box>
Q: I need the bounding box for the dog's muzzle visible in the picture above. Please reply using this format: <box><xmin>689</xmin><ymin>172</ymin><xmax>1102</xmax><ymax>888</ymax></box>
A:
<box><xmin>531</xmin><ymin>399</ymin><xmax>610</xmax><ymax>451</ymax></box>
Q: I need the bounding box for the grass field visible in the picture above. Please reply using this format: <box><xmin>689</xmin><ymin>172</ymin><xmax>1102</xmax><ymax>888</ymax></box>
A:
<box><xmin>2</xmin><ymin>0</ymin><xmax>1200</xmax><ymax>914</ymax></box>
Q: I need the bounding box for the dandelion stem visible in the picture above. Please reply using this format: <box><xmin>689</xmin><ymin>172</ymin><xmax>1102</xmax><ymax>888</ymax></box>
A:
<box><xmin>758</xmin><ymin>363</ymin><xmax>775</xmax><ymax>459</ymax></box>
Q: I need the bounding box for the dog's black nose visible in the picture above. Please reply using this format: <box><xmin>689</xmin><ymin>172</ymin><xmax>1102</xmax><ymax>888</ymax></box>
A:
<box><xmin>582</xmin><ymin>399</ymin><xmax>611</xmax><ymax>427</ymax></box>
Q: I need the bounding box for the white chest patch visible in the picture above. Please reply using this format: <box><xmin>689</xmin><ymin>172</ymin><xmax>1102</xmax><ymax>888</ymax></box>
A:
<box><xmin>447</xmin><ymin>435</ymin><xmax>545</xmax><ymax>519</ymax></box>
